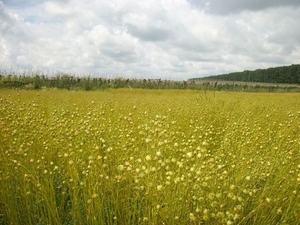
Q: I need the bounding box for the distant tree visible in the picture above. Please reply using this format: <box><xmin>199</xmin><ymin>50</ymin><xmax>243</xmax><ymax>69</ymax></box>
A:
<box><xmin>198</xmin><ymin>64</ymin><xmax>300</xmax><ymax>84</ymax></box>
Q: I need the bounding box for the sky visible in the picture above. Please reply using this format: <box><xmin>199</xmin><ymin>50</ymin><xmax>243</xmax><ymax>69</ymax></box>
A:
<box><xmin>1</xmin><ymin>0</ymin><xmax>300</xmax><ymax>80</ymax></box>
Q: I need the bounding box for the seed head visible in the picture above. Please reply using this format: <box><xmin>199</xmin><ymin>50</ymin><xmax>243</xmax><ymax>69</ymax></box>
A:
<box><xmin>117</xmin><ymin>165</ymin><xmax>124</xmax><ymax>171</ymax></box>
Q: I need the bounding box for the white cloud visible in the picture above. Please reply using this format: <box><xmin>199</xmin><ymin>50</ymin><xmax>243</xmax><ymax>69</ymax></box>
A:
<box><xmin>188</xmin><ymin>0</ymin><xmax>300</xmax><ymax>15</ymax></box>
<box><xmin>1</xmin><ymin>0</ymin><xmax>300</xmax><ymax>80</ymax></box>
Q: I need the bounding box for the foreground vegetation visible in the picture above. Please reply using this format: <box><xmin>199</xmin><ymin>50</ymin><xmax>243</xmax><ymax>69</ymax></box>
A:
<box><xmin>1</xmin><ymin>71</ymin><xmax>300</xmax><ymax>92</ymax></box>
<box><xmin>1</xmin><ymin>89</ymin><xmax>300</xmax><ymax>224</ymax></box>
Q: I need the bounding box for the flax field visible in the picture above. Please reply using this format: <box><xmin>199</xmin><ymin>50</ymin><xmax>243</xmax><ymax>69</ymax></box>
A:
<box><xmin>0</xmin><ymin>89</ymin><xmax>300</xmax><ymax>225</ymax></box>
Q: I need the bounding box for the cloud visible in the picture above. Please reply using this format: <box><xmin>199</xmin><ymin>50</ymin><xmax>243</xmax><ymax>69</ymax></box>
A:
<box><xmin>88</xmin><ymin>25</ymin><xmax>142</xmax><ymax>64</ymax></box>
<box><xmin>188</xmin><ymin>0</ymin><xmax>300</xmax><ymax>15</ymax></box>
<box><xmin>123</xmin><ymin>9</ymin><xmax>175</xmax><ymax>42</ymax></box>
<box><xmin>1</xmin><ymin>0</ymin><xmax>300</xmax><ymax>80</ymax></box>
<box><xmin>0</xmin><ymin>1</ymin><xmax>34</xmax><ymax>65</ymax></box>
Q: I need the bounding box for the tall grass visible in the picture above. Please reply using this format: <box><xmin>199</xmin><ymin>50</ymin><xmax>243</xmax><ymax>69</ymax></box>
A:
<box><xmin>0</xmin><ymin>89</ymin><xmax>300</xmax><ymax>224</ymax></box>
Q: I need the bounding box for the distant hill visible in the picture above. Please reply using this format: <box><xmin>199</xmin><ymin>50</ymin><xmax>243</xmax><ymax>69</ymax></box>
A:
<box><xmin>189</xmin><ymin>64</ymin><xmax>300</xmax><ymax>84</ymax></box>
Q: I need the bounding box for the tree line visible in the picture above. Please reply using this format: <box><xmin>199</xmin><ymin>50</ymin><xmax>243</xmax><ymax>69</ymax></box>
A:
<box><xmin>190</xmin><ymin>64</ymin><xmax>300</xmax><ymax>84</ymax></box>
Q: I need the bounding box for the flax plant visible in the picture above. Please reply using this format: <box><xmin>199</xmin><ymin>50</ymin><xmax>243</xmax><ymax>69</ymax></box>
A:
<box><xmin>0</xmin><ymin>89</ymin><xmax>300</xmax><ymax>224</ymax></box>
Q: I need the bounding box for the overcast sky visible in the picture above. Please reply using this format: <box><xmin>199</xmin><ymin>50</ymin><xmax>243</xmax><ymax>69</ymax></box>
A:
<box><xmin>1</xmin><ymin>0</ymin><xmax>300</xmax><ymax>80</ymax></box>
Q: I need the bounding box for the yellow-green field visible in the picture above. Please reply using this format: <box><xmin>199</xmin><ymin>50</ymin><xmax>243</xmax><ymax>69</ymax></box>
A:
<box><xmin>1</xmin><ymin>89</ymin><xmax>300</xmax><ymax>225</ymax></box>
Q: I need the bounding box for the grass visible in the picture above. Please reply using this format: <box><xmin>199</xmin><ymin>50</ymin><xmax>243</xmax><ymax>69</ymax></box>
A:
<box><xmin>0</xmin><ymin>89</ymin><xmax>300</xmax><ymax>225</ymax></box>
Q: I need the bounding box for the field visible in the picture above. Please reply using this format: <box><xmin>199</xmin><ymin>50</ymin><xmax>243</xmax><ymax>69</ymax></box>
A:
<box><xmin>0</xmin><ymin>89</ymin><xmax>300</xmax><ymax>225</ymax></box>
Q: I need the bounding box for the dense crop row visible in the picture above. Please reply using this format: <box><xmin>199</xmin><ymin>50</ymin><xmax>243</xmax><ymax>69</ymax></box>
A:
<box><xmin>1</xmin><ymin>89</ymin><xmax>300</xmax><ymax>224</ymax></box>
